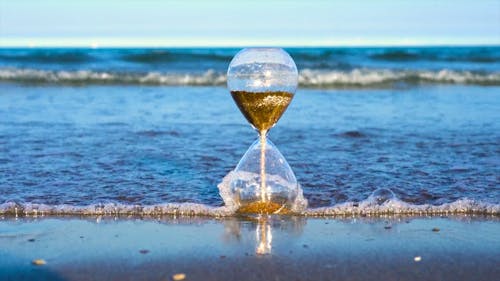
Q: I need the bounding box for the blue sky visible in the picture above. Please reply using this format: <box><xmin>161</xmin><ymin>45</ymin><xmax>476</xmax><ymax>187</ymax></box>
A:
<box><xmin>1</xmin><ymin>0</ymin><xmax>499</xmax><ymax>47</ymax></box>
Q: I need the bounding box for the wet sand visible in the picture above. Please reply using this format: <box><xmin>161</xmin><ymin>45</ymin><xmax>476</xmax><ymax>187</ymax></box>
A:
<box><xmin>0</xmin><ymin>216</ymin><xmax>498</xmax><ymax>281</ymax></box>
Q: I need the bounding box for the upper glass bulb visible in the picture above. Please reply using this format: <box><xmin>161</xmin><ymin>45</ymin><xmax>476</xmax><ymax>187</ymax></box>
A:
<box><xmin>227</xmin><ymin>48</ymin><xmax>298</xmax><ymax>133</ymax></box>
<box><xmin>227</xmin><ymin>48</ymin><xmax>298</xmax><ymax>93</ymax></box>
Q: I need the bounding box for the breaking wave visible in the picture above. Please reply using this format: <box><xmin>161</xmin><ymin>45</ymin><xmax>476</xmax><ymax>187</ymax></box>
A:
<box><xmin>0</xmin><ymin>68</ymin><xmax>227</xmax><ymax>86</ymax></box>
<box><xmin>298</xmin><ymin>68</ymin><xmax>500</xmax><ymax>87</ymax></box>
<box><xmin>1</xmin><ymin>68</ymin><xmax>499</xmax><ymax>88</ymax></box>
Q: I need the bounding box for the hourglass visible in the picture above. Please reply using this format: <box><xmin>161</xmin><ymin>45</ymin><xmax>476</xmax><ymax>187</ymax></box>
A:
<box><xmin>225</xmin><ymin>48</ymin><xmax>306</xmax><ymax>214</ymax></box>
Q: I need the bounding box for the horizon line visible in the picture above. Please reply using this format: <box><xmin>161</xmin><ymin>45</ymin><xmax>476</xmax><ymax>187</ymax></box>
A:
<box><xmin>1</xmin><ymin>37</ymin><xmax>499</xmax><ymax>48</ymax></box>
<box><xmin>2</xmin><ymin>44</ymin><xmax>500</xmax><ymax>49</ymax></box>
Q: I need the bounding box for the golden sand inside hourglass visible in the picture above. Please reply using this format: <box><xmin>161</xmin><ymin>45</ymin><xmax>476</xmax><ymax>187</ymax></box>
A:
<box><xmin>230</xmin><ymin>91</ymin><xmax>294</xmax><ymax>132</ymax></box>
<box><xmin>236</xmin><ymin>201</ymin><xmax>291</xmax><ymax>214</ymax></box>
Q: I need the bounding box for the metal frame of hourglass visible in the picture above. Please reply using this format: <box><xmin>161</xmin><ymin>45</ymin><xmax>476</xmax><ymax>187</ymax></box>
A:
<box><xmin>225</xmin><ymin>48</ymin><xmax>307</xmax><ymax>214</ymax></box>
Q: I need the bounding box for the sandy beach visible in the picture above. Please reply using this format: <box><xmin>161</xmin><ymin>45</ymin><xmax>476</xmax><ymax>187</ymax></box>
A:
<box><xmin>1</xmin><ymin>215</ymin><xmax>498</xmax><ymax>281</ymax></box>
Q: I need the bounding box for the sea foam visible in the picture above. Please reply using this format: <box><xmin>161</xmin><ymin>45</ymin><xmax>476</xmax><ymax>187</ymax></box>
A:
<box><xmin>1</xmin><ymin>196</ymin><xmax>498</xmax><ymax>218</ymax></box>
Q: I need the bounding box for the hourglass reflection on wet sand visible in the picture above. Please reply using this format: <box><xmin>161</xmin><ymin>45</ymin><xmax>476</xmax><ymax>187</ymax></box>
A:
<box><xmin>225</xmin><ymin>48</ymin><xmax>307</xmax><ymax>214</ymax></box>
<box><xmin>255</xmin><ymin>216</ymin><xmax>272</xmax><ymax>255</ymax></box>
<box><xmin>222</xmin><ymin>215</ymin><xmax>306</xmax><ymax>256</ymax></box>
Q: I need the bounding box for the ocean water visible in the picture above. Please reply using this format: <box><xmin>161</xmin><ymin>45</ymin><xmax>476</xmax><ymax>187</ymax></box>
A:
<box><xmin>0</xmin><ymin>47</ymin><xmax>499</xmax><ymax>216</ymax></box>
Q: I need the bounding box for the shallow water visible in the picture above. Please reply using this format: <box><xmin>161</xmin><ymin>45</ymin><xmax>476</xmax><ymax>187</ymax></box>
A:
<box><xmin>1</xmin><ymin>47</ymin><xmax>499</xmax><ymax>216</ymax></box>
<box><xmin>0</xmin><ymin>82</ymin><xmax>498</xmax><ymax>216</ymax></box>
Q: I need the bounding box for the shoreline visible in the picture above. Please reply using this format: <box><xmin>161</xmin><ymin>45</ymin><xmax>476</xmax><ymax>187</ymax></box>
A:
<box><xmin>1</xmin><ymin>198</ymin><xmax>499</xmax><ymax>217</ymax></box>
<box><xmin>1</xmin><ymin>216</ymin><xmax>498</xmax><ymax>281</ymax></box>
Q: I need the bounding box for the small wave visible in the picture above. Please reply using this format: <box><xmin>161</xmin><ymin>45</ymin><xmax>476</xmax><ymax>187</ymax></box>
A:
<box><xmin>1</xmin><ymin>68</ymin><xmax>499</xmax><ymax>87</ymax></box>
<box><xmin>337</xmin><ymin>130</ymin><xmax>367</xmax><ymax>138</ymax></box>
<box><xmin>369</xmin><ymin>48</ymin><xmax>500</xmax><ymax>63</ymax></box>
<box><xmin>122</xmin><ymin>50</ymin><xmax>233</xmax><ymax>64</ymax></box>
<box><xmin>122</xmin><ymin>51</ymin><xmax>177</xmax><ymax>63</ymax></box>
<box><xmin>0</xmin><ymin>51</ymin><xmax>94</xmax><ymax>64</ymax></box>
<box><xmin>370</xmin><ymin>50</ymin><xmax>421</xmax><ymax>61</ymax></box>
